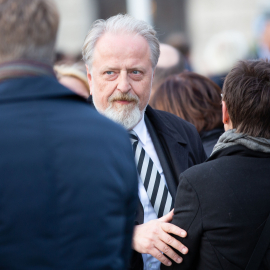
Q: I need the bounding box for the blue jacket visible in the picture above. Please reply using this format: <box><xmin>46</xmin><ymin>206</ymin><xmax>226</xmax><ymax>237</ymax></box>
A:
<box><xmin>0</xmin><ymin>76</ymin><xmax>138</xmax><ymax>270</ymax></box>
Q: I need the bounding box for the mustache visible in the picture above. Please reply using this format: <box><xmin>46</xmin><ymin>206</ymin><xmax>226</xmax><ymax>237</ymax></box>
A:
<box><xmin>108</xmin><ymin>92</ymin><xmax>139</xmax><ymax>103</ymax></box>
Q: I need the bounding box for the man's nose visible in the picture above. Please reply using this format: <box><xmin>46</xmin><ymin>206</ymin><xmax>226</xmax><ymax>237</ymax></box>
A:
<box><xmin>117</xmin><ymin>72</ymin><xmax>131</xmax><ymax>93</ymax></box>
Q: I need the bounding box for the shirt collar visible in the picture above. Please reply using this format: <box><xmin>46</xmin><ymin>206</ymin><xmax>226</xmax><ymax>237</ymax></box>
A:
<box><xmin>132</xmin><ymin>114</ymin><xmax>147</xmax><ymax>147</ymax></box>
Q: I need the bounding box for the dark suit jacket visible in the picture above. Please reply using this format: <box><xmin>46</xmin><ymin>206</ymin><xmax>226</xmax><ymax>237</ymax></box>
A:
<box><xmin>162</xmin><ymin>145</ymin><xmax>270</xmax><ymax>270</ymax></box>
<box><xmin>0</xmin><ymin>76</ymin><xmax>138</xmax><ymax>270</ymax></box>
<box><xmin>129</xmin><ymin>106</ymin><xmax>207</xmax><ymax>270</ymax></box>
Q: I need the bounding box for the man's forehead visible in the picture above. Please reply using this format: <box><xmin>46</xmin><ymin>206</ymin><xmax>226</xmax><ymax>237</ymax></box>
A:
<box><xmin>94</xmin><ymin>32</ymin><xmax>150</xmax><ymax>56</ymax></box>
<box><xmin>97</xmin><ymin>32</ymin><xmax>141</xmax><ymax>43</ymax></box>
<box><xmin>91</xmin><ymin>32</ymin><xmax>152</xmax><ymax>70</ymax></box>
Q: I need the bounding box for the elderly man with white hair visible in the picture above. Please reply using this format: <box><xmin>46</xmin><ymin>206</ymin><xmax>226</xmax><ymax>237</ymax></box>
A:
<box><xmin>83</xmin><ymin>14</ymin><xmax>206</xmax><ymax>270</ymax></box>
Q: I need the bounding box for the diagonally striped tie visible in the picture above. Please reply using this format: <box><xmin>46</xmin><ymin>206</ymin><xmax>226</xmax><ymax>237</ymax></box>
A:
<box><xmin>130</xmin><ymin>130</ymin><xmax>173</xmax><ymax>218</ymax></box>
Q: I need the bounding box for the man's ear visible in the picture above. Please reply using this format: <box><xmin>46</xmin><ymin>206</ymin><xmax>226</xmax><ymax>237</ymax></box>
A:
<box><xmin>85</xmin><ymin>65</ymin><xmax>92</xmax><ymax>95</ymax></box>
<box><xmin>222</xmin><ymin>101</ymin><xmax>229</xmax><ymax>124</ymax></box>
<box><xmin>222</xmin><ymin>101</ymin><xmax>233</xmax><ymax>130</ymax></box>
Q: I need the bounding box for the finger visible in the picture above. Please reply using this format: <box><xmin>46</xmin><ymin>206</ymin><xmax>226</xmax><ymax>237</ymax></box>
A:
<box><xmin>155</xmin><ymin>239</ymin><xmax>183</xmax><ymax>264</ymax></box>
<box><xmin>159</xmin><ymin>226</ymin><xmax>188</xmax><ymax>255</ymax></box>
<box><xmin>150</xmin><ymin>247</ymin><xmax>173</xmax><ymax>267</ymax></box>
<box><xmin>161</xmin><ymin>222</ymin><xmax>187</xmax><ymax>238</ymax></box>
<box><xmin>159</xmin><ymin>209</ymin><xmax>174</xmax><ymax>222</ymax></box>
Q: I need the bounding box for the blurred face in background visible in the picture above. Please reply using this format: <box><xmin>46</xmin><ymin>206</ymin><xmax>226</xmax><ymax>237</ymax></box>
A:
<box><xmin>86</xmin><ymin>32</ymin><xmax>154</xmax><ymax>130</ymax></box>
<box><xmin>262</xmin><ymin>21</ymin><xmax>270</xmax><ymax>50</ymax></box>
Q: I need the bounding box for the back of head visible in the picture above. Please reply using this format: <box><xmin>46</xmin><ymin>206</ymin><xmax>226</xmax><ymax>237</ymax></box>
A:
<box><xmin>157</xmin><ymin>44</ymin><xmax>183</xmax><ymax>69</ymax></box>
<box><xmin>0</xmin><ymin>0</ymin><xmax>59</xmax><ymax>64</ymax></box>
<box><xmin>165</xmin><ymin>32</ymin><xmax>190</xmax><ymax>57</ymax></box>
<box><xmin>82</xmin><ymin>14</ymin><xmax>160</xmax><ymax>70</ymax></box>
<box><xmin>223</xmin><ymin>59</ymin><xmax>270</xmax><ymax>138</ymax></box>
<box><xmin>150</xmin><ymin>43</ymin><xmax>185</xmax><ymax>99</ymax></box>
<box><xmin>151</xmin><ymin>71</ymin><xmax>222</xmax><ymax>133</ymax></box>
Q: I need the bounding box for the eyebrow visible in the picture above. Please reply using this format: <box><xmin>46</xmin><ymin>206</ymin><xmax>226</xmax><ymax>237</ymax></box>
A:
<box><xmin>101</xmin><ymin>66</ymin><xmax>117</xmax><ymax>70</ymax></box>
<box><xmin>101</xmin><ymin>66</ymin><xmax>146</xmax><ymax>72</ymax></box>
<box><xmin>99</xmin><ymin>66</ymin><xmax>117</xmax><ymax>73</ymax></box>
<box><xmin>128</xmin><ymin>66</ymin><xmax>146</xmax><ymax>72</ymax></box>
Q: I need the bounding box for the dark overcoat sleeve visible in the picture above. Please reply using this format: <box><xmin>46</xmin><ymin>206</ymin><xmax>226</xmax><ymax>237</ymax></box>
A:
<box><xmin>161</xmin><ymin>174</ymin><xmax>203</xmax><ymax>270</ymax></box>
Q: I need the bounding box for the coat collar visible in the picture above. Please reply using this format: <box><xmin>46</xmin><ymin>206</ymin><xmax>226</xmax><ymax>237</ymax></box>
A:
<box><xmin>145</xmin><ymin>105</ymin><xmax>187</xmax><ymax>145</ymax></box>
<box><xmin>0</xmin><ymin>59</ymin><xmax>56</xmax><ymax>83</ymax></box>
<box><xmin>207</xmin><ymin>144</ymin><xmax>270</xmax><ymax>162</ymax></box>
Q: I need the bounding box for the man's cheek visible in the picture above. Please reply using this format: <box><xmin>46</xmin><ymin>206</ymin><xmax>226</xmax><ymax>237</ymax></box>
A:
<box><xmin>102</xmin><ymin>96</ymin><xmax>110</xmax><ymax>109</ymax></box>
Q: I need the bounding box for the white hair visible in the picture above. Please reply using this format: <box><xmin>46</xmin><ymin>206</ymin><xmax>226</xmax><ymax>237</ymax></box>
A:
<box><xmin>82</xmin><ymin>14</ymin><xmax>160</xmax><ymax>69</ymax></box>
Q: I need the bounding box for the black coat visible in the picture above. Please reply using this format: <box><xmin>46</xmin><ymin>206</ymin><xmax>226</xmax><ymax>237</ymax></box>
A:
<box><xmin>129</xmin><ymin>106</ymin><xmax>207</xmax><ymax>270</ymax></box>
<box><xmin>162</xmin><ymin>145</ymin><xmax>270</xmax><ymax>270</ymax></box>
<box><xmin>0</xmin><ymin>76</ymin><xmax>138</xmax><ymax>270</ymax></box>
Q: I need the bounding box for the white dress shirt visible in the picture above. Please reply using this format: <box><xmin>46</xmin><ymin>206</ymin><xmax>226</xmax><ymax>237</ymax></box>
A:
<box><xmin>133</xmin><ymin>115</ymin><xmax>168</xmax><ymax>270</ymax></box>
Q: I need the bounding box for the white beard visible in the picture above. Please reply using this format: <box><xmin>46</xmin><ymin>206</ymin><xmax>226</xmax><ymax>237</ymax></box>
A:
<box><xmin>92</xmin><ymin>91</ymin><xmax>145</xmax><ymax>130</ymax></box>
<box><xmin>103</xmin><ymin>102</ymin><xmax>143</xmax><ymax>130</ymax></box>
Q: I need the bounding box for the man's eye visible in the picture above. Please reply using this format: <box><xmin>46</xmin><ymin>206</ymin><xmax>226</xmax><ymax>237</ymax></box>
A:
<box><xmin>132</xmin><ymin>70</ymin><xmax>140</xmax><ymax>75</ymax></box>
<box><xmin>106</xmin><ymin>71</ymin><xmax>114</xmax><ymax>75</ymax></box>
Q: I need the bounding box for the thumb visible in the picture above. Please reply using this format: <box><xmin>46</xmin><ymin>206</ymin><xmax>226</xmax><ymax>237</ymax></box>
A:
<box><xmin>159</xmin><ymin>209</ymin><xmax>174</xmax><ymax>222</ymax></box>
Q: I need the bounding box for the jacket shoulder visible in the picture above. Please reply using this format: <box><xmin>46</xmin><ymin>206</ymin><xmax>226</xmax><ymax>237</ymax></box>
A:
<box><xmin>150</xmin><ymin>108</ymin><xmax>207</xmax><ymax>164</ymax></box>
<box><xmin>154</xmin><ymin>109</ymin><xmax>199</xmax><ymax>135</ymax></box>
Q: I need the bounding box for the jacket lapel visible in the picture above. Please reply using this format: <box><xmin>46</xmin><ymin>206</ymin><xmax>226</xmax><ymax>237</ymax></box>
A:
<box><xmin>145</xmin><ymin>106</ymin><xmax>189</xmax><ymax>188</ymax></box>
<box><xmin>158</xmin><ymin>130</ymin><xmax>189</xmax><ymax>183</ymax></box>
<box><xmin>145</xmin><ymin>115</ymin><xmax>177</xmax><ymax>201</ymax></box>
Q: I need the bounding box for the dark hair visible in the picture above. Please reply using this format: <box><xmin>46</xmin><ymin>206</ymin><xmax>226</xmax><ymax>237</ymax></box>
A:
<box><xmin>223</xmin><ymin>59</ymin><xmax>270</xmax><ymax>138</ymax></box>
<box><xmin>151</xmin><ymin>71</ymin><xmax>222</xmax><ymax>133</ymax></box>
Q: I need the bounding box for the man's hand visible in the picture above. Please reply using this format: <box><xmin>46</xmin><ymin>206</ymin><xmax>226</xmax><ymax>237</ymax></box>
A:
<box><xmin>132</xmin><ymin>210</ymin><xmax>188</xmax><ymax>267</ymax></box>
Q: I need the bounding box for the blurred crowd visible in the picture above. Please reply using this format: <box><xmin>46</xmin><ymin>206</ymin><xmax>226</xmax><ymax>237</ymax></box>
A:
<box><xmin>54</xmin><ymin>9</ymin><xmax>270</xmax><ymax>157</ymax></box>
<box><xmin>0</xmin><ymin>0</ymin><xmax>270</xmax><ymax>270</ymax></box>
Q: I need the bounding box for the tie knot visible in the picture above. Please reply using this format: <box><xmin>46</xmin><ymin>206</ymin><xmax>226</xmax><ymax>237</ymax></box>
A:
<box><xmin>129</xmin><ymin>130</ymin><xmax>138</xmax><ymax>144</ymax></box>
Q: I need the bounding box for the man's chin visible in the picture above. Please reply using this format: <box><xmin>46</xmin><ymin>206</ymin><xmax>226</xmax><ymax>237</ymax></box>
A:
<box><xmin>103</xmin><ymin>105</ymin><xmax>142</xmax><ymax>130</ymax></box>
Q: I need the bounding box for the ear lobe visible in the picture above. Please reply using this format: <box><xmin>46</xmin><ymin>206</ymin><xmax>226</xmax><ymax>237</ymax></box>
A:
<box><xmin>222</xmin><ymin>101</ymin><xmax>230</xmax><ymax>124</ymax></box>
<box><xmin>85</xmin><ymin>65</ymin><xmax>93</xmax><ymax>95</ymax></box>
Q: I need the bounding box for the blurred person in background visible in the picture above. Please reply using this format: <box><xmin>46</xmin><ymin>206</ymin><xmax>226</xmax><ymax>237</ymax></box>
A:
<box><xmin>0</xmin><ymin>1</ymin><xmax>138</xmax><ymax>269</ymax></box>
<box><xmin>54</xmin><ymin>51</ymin><xmax>84</xmax><ymax>66</ymax></box>
<box><xmin>54</xmin><ymin>63</ymin><xmax>90</xmax><ymax>98</ymax></box>
<box><xmin>54</xmin><ymin>51</ymin><xmax>75</xmax><ymax>65</ymax></box>
<box><xmin>165</xmin><ymin>32</ymin><xmax>192</xmax><ymax>71</ymax></box>
<box><xmin>82</xmin><ymin>14</ymin><xmax>206</xmax><ymax>270</ymax></box>
<box><xmin>203</xmin><ymin>31</ymin><xmax>249</xmax><ymax>89</ymax></box>
<box><xmin>150</xmin><ymin>43</ymin><xmax>185</xmax><ymax>102</ymax></box>
<box><xmin>253</xmin><ymin>12</ymin><xmax>270</xmax><ymax>59</ymax></box>
<box><xmin>162</xmin><ymin>59</ymin><xmax>270</xmax><ymax>270</ymax></box>
<box><xmin>151</xmin><ymin>72</ymin><xmax>223</xmax><ymax>157</ymax></box>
